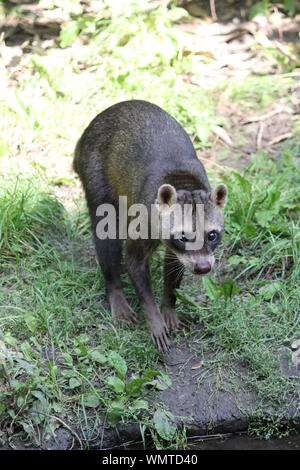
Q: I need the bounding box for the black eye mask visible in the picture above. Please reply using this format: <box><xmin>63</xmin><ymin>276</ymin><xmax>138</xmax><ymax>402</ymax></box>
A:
<box><xmin>207</xmin><ymin>230</ymin><xmax>219</xmax><ymax>242</ymax></box>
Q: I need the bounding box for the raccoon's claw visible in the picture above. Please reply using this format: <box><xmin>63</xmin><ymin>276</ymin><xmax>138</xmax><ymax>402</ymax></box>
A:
<box><xmin>149</xmin><ymin>317</ymin><xmax>170</xmax><ymax>354</ymax></box>
<box><xmin>162</xmin><ymin>306</ymin><xmax>180</xmax><ymax>332</ymax></box>
<box><xmin>151</xmin><ymin>331</ymin><xmax>170</xmax><ymax>354</ymax></box>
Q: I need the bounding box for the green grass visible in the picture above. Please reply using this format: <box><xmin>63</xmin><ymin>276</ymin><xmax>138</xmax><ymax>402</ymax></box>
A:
<box><xmin>1</xmin><ymin>148</ymin><xmax>298</xmax><ymax>446</ymax></box>
<box><xmin>176</xmin><ymin>147</ymin><xmax>300</xmax><ymax>437</ymax></box>
<box><xmin>225</xmin><ymin>75</ymin><xmax>296</xmax><ymax>109</ymax></box>
<box><xmin>0</xmin><ymin>0</ymin><xmax>300</xmax><ymax>448</ymax></box>
<box><xmin>0</xmin><ymin>178</ymin><xmax>185</xmax><ymax>448</ymax></box>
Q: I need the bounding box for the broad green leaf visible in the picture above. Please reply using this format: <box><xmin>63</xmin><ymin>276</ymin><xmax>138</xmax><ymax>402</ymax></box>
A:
<box><xmin>106</xmin><ymin>375</ymin><xmax>125</xmax><ymax>393</ymax></box>
<box><xmin>69</xmin><ymin>378</ymin><xmax>81</xmax><ymax>389</ymax></box>
<box><xmin>17</xmin><ymin>396</ymin><xmax>24</xmax><ymax>408</ymax></box>
<box><xmin>74</xmin><ymin>338</ymin><xmax>88</xmax><ymax>357</ymax></box>
<box><xmin>107</xmin><ymin>408</ymin><xmax>122</xmax><ymax>425</ymax></box>
<box><xmin>259</xmin><ymin>282</ymin><xmax>282</xmax><ymax>300</ymax></box>
<box><xmin>144</xmin><ymin>369</ymin><xmax>162</xmax><ymax>379</ymax></box>
<box><xmin>108</xmin><ymin>351</ymin><xmax>127</xmax><ymax>379</ymax></box>
<box><xmin>59</xmin><ymin>21</ymin><xmax>80</xmax><ymax>48</ymax></box>
<box><xmin>232</xmin><ymin>172</ymin><xmax>252</xmax><ymax>193</ymax></box>
<box><xmin>47</xmin><ymin>362</ymin><xmax>57</xmax><ymax>382</ymax></box>
<box><xmin>31</xmin><ymin>399</ymin><xmax>50</xmax><ymax>424</ymax></box>
<box><xmin>107</xmin><ymin>398</ymin><xmax>126</xmax><ymax>425</ymax></box>
<box><xmin>220</xmin><ymin>280</ymin><xmax>238</xmax><ymax>300</ymax></box>
<box><xmin>202</xmin><ymin>276</ymin><xmax>220</xmax><ymax>301</ymax></box>
<box><xmin>84</xmin><ymin>394</ymin><xmax>100</xmax><ymax>408</ymax></box>
<box><xmin>228</xmin><ymin>255</ymin><xmax>244</xmax><ymax>267</ymax></box>
<box><xmin>284</xmin><ymin>0</ymin><xmax>296</xmax><ymax>16</ymax></box>
<box><xmin>150</xmin><ymin>372</ymin><xmax>172</xmax><ymax>391</ymax></box>
<box><xmin>32</xmin><ymin>390</ymin><xmax>48</xmax><ymax>409</ymax></box>
<box><xmin>24</xmin><ymin>312</ymin><xmax>38</xmax><ymax>333</ymax></box>
<box><xmin>153</xmin><ymin>409</ymin><xmax>176</xmax><ymax>441</ymax></box>
<box><xmin>131</xmin><ymin>399</ymin><xmax>148</xmax><ymax>411</ymax></box>
<box><xmin>4</xmin><ymin>332</ymin><xmax>17</xmax><ymax>346</ymax></box>
<box><xmin>89</xmin><ymin>350</ymin><xmax>107</xmax><ymax>364</ymax></box>
<box><xmin>126</xmin><ymin>377</ymin><xmax>148</xmax><ymax>397</ymax></box>
<box><xmin>21</xmin><ymin>421</ymin><xmax>34</xmax><ymax>436</ymax></box>
<box><xmin>248</xmin><ymin>0</ymin><xmax>269</xmax><ymax>20</ymax></box>
<box><xmin>255</xmin><ymin>210</ymin><xmax>274</xmax><ymax>227</ymax></box>
<box><xmin>242</xmin><ymin>223</ymin><xmax>258</xmax><ymax>238</ymax></box>
<box><xmin>52</xmin><ymin>402</ymin><xmax>64</xmax><ymax>414</ymax></box>
<box><xmin>61</xmin><ymin>352</ymin><xmax>73</xmax><ymax>366</ymax></box>
<box><xmin>20</xmin><ymin>341</ymin><xmax>34</xmax><ymax>361</ymax></box>
<box><xmin>110</xmin><ymin>398</ymin><xmax>126</xmax><ymax>410</ymax></box>
<box><xmin>14</xmin><ymin>358</ymin><xmax>34</xmax><ymax>373</ymax></box>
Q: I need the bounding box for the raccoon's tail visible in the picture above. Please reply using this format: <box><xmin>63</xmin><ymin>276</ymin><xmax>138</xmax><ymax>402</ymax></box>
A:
<box><xmin>73</xmin><ymin>137</ymin><xmax>81</xmax><ymax>175</ymax></box>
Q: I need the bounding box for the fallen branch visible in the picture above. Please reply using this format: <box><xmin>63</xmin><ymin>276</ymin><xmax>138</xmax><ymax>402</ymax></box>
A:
<box><xmin>50</xmin><ymin>415</ymin><xmax>83</xmax><ymax>450</ymax></box>
<box><xmin>210</xmin><ymin>0</ymin><xmax>217</xmax><ymax>21</ymax></box>
<box><xmin>243</xmin><ymin>106</ymin><xmax>292</xmax><ymax>124</ymax></box>
<box><xmin>267</xmin><ymin>133</ymin><xmax>292</xmax><ymax>146</ymax></box>
<box><xmin>211</xmin><ymin>125</ymin><xmax>234</xmax><ymax>147</ymax></box>
<box><xmin>274</xmin><ymin>40</ymin><xmax>299</xmax><ymax>64</ymax></box>
<box><xmin>257</xmin><ymin>121</ymin><xmax>265</xmax><ymax>150</ymax></box>
<box><xmin>197</xmin><ymin>155</ymin><xmax>234</xmax><ymax>172</ymax></box>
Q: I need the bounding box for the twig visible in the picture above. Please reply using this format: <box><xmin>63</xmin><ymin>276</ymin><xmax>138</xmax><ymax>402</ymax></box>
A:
<box><xmin>274</xmin><ymin>40</ymin><xmax>298</xmax><ymax>63</ymax></box>
<box><xmin>197</xmin><ymin>155</ymin><xmax>234</xmax><ymax>172</ymax></box>
<box><xmin>50</xmin><ymin>415</ymin><xmax>83</xmax><ymax>450</ymax></box>
<box><xmin>256</xmin><ymin>121</ymin><xmax>265</xmax><ymax>150</ymax></box>
<box><xmin>69</xmin><ymin>436</ymin><xmax>75</xmax><ymax>450</ymax></box>
<box><xmin>0</xmin><ymin>32</ymin><xmax>5</xmax><ymax>46</ymax></box>
<box><xmin>267</xmin><ymin>132</ymin><xmax>292</xmax><ymax>146</ymax></box>
<box><xmin>211</xmin><ymin>124</ymin><xmax>233</xmax><ymax>147</ymax></box>
<box><xmin>243</xmin><ymin>106</ymin><xmax>292</xmax><ymax>124</ymax></box>
<box><xmin>273</xmin><ymin>6</ymin><xmax>283</xmax><ymax>42</ymax></box>
<box><xmin>210</xmin><ymin>0</ymin><xmax>217</xmax><ymax>21</ymax></box>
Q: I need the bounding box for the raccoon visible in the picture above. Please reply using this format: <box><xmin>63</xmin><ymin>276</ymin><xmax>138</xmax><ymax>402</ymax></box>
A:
<box><xmin>74</xmin><ymin>100</ymin><xmax>227</xmax><ymax>353</ymax></box>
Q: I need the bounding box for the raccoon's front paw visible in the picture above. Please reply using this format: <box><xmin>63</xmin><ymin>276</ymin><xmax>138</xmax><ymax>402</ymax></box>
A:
<box><xmin>110</xmin><ymin>291</ymin><xmax>138</xmax><ymax>326</ymax></box>
<box><xmin>148</xmin><ymin>314</ymin><xmax>170</xmax><ymax>354</ymax></box>
<box><xmin>161</xmin><ymin>306</ymin><xmax>180</xmax><ymax>332</ymax></box>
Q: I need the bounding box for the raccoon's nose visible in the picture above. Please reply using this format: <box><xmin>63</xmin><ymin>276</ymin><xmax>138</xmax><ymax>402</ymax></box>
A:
<box><xmin>194</xmin><ymin>261</ymin><xmax>211</xmax><ymax>274</ymax></box>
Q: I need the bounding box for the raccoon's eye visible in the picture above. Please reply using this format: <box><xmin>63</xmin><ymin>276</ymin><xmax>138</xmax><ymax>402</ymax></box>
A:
<box><xmin>180</xmin><ymin>232</ymin><xmax>188</xmax><ymax>243</ymax></box>
<box><xmin>208</xmin><ymin>230</ymin><xmax>218</xmax><ymax>242</ymax></box>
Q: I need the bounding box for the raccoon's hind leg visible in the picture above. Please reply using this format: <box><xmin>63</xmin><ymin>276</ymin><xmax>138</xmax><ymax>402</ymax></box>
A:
<box><xmin>90</xmin><ymin>204</ymin><xmax>137</xmax><ymax>326</ymax></box>
<box><xmin>161</xmin><ymin>249</ymin><xmax>184</xmax><ymax>331</ymax></box>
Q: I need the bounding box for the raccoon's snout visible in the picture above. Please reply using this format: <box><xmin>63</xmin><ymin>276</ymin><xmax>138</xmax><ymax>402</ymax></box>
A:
<box><xmin>175</xmin><ymin>253</ymin><xmax>215</xmax><ymax>275</ymax></box>
<box><xmin>193</xmin><ymin>260</ymin><xmax>211</xmax><ymax>275</ymax></box>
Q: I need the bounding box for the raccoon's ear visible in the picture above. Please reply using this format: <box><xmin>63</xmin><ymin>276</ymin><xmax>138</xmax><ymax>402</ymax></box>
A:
<box><xmin>211</xmin><ymin>184</ymin><xmax>228</xmax><ymax>209</ymax></box>
<box><xmin>157</xmin><ymin>184</ymin><xmax>177</xmax><ymax>208</ymax></box>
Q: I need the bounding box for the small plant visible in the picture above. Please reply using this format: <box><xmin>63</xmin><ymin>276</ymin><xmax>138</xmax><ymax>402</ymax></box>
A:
<box><xmin>105</xmin><ymin>351</ymin><xmax>171</xmax><ymax>425</ymax></box>
<box><xmin>249</xmin><ymin>1</ymin><xmax>296</xmax><ymax>19</ymax></box>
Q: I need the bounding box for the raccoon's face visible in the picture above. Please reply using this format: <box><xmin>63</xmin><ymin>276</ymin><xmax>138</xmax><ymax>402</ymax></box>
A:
<box><xmin>156</xmin><ymin>183</ymin><xmax>228</xmax><ymax>275</ymax></box>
